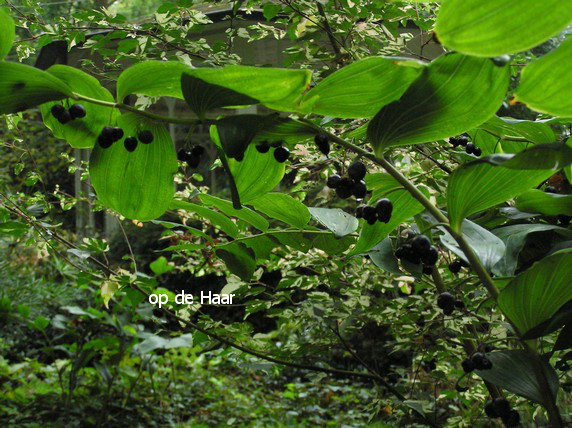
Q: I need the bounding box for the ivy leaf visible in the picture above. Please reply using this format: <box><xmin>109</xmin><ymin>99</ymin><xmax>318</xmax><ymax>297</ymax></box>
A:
<box><xmin>250</xmin><ymin>193</ymin><xmax>311</xmax><ymax>229</ymax></box>
<box><xmin>515</xmin><ymin>38</ymin><xmax>572</xmax><ymax>117</ymax></box>
<box><xmin>475</xmin><ymin>350</ymin><xmax>559</xmax><ymax>404</ymax></box>
<box><xmin>0</xmin><ymin>62</ymin><xmax>72</xmax><ymax>114</ymax></box>
<box><xmin>181</xmin><ymin>73</ymin><xmax>258</xmax><ymax>119</ymax></box>
<box><xmin>41</xmin><ymin>65</ymin><xmax>118</xmax><ymax>148</ymax></box>
<box><xmin>299</xmin><ymin>57</ymin><xmax>424</xmax><ymax>118</ymax></box>
<box><xmin>367</xmin><ymin>53</ymin><xmax>508</xmax><ymax>155</ymax></box>
<box><xmin>435</xmin><ymin>0</ymin><xmax>572</xmax><ymax>57</ymax></box>
<box><xmin>515</xmin><ymin>190</ymin><xmax>572</xmax><ymax>217</ymax></box>
<box><xmin>89</xmin><ymin>113</ymin><xmax>178</xmax><ymax>221</ymax></box>
<box><xmin>0</xmin><ymin>8</ymin><xmax>15</xmax><ymax>60</ymax></box>
<box><xmin>498</xmin><ymin>249</ymin><xmax>572</xmax><ymax>335</ymax></box>
<box><xmin>308</xmin><ymin>207</ymin><xmax>358</xmax><ymax>238</ymax></box>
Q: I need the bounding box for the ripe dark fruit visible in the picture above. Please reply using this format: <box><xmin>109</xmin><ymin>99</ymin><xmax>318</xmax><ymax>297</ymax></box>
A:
<box><xmin>502</xmin><ymin>410</ymin><xmax>520</xmax><ymax>427</ymax></box>
<box><xmin>422</xmin><ymin>246</ymin><xmax>439</xmax><ymax>265</ymax></box>
<box><xmin>256</xmin><ymin>141</ymin><xmax>270</xmax><ymax>153</ymax></box>
<box><xmin>484</xmin><ymin>401</ymin><xmax>497</xmax><ymax>418</ymax></box>
<box><xmin>314</xmin><ymin>133</ymin><xmax>330</xmax><ymax>155</ymax></box>
<box><xmin>449</xmin><ymin>137</ymin><xmax>461</xmax><ymax>147</ymax></box>
<box><xmin>101</xmin><ymin>126</ymin><xmax>114</xmax><ymax>139</ymax></box>
<box><xmin>461</xmin><ymin>359</ymin><xmax>475</xmax><ymax>373</ymax></box>
<box><xmin>69</xmin><ymin>103</ymin><xmax>86</xmax><ymax>119</ymax></box>
<box><xmin>480</xmin><ymin>356</ymin><xmax>493</xmax><ymax>370</ymax></box>
<box><xmin>422</xmin><ymin>265</ymin><xmax>433</xmax><ymax>275</ymax></box>
<box><xmin>443</xmin><ymin>306</ymin><xmax>454</xmax><ymax>315</ymax></box>
<box><xmin>327</xmin><ymin>174</ymin><xmax>342</xmax><ymax>189</ymax></box>
<box><xmin>187</xmin><ymin>156</ymin><xmax>200</xmax><ymax>169</ymax></box>
<box><xmin>124</xmin><ymin>136</ymin><xmax>138</xmax><ymax>152</ymax></box>
<box><xmin>234</xmin><ymin>152</ymin><xmax>244</xmax><ymax>162</ymax></box>
<box><xmin>473</xmin><ymin>147</ymin><xmax>482</xmax><ymax>157</ymax></box>
<box><xmin>191</xmin><ymin>145</ymin><xmax>206</xmax><ymax>157</ymax></box>
<box><xmin>471</xmin><ymin>352</ymin><xmax>493</xmax><ymax>370</ymax></box>
<box><xmin>362</xmin><ymin>206</ymin><xmax>377</xmax><ymax>223</ymax></box>
<box><xmin>458</xmin><ymin>136</ymin><xmax>468</xmax><ymax>147</ymax></box>
<box><xmin>375</xmin><ymin>198</ymin><xmax>393</xmax><ymax>221</ymax></box>
<box><xmin>355</xmin><ymin>205</ymin><xmax>366</xmax><ymax>219</ymax></box>
<box><xmin>51</xmin><ymin>104</ymin><xmax>66</xmax><ymax>119</ymax></box>
<box><xmin>352</xmin><ymin>180</ymin><xmax>367</xmax><ymax>199</ymax></box>
<box><xmin>274</xmin><ymin>146</ymin><xmax>290</xmax><ymax>163</ymax></box>
<box><xmin>348</xmin><ymin>161</ymin><xmax>366</xmax><ymax>181</ymax></box>
<box><xmin>421</xmin><ymin>359</ymin><xmax>436</xmax><ymax>372</ymax></box>
<box><xmin>111</xmin><ymin>127</ymin><xmax>124</xmax><ymax>142</ymax></box>
<box><xmin>177</xmin><ymin>149</ymin><xmax>189</xmax><ymax>162</ymax></box>
<box><xmin>491</xmin><ymin>54</ymin><xmax>512</xmax><ymax>67</ymax></box>
<box><xmin>56</xmin><ymin>110</ymin><xmax>72</xmax><ymax>124</ymax></box>
<box><xmin>448</xmin><ymin>260</ymin><xmax>462</xmax><ymax>274</ymax></box>
<box><xmin>412</xmin><ymin>235</ymin><xmax>431</xmax><ymax>253</ymax></box>
<box><xmin>492</xmin><ymin>397</ymin><xmax>511</xmax><ymax>418</ymax></box>
<box><xmin>336</xmin><ymin>177</ymin><xmax>354</xmax><ymax>199</ymax></box>
<box><xmin>98</xmin><ymin>134</ymin><xmax>113</xmax><ymax>149</ymax></box>
<box><xmin>138</xmin><ymin>130</ymin><xmax>154</xmax><ymax>144</ymax></box>
<box><xmin>437</xmin><ymin>292</ymin><xmax>455</xmax><ymax>310</ymax></box>
<box><xmin>465</xmin><ymin>143</ymin><xmax>476</xmax><ymax>154</ymax></box>
<box><xmin>454</xmin><ymin>299</ymin><xmax>465</xmax><ymax>309</ymax></box>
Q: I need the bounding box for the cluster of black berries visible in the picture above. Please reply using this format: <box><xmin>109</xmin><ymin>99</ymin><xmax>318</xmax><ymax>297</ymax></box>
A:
<box><xmin>51</xmin><ymin>103</ymin><xmax>86</xmax><ymax>124</ymax></box>
<box><xmin>461</xmin><ymin>351</ymin><xmax>493</xmax><ymax>373</ymax></box>
<box><xmin>327</xmin><ymin>161</ymin><xmax>368</xmax><ymax>199</ymax></box>
<box><xmin>178</xmin><ymin>145</ymin><xmax>206</xmax><ymax>168</ymax></box>
<box><xmin>436</xmin><ymin>291</ymin><xmax>464</xmax><ymax>315</ymax></box>
<box><xmin>421</xmin><ymin>358</ymin><xmax>436</xmax><ymax>373</ymax></box>
<box><xmin>484</xmin><ymin>397</ymin><xmax>520</xmax><ymax>427</ymax></box>
<box><xmin>355</xmin><ymin>198</ymin><xmax>393</xmax><ymax>225</ymax></box>
<box><xmin>449</xmin><ymin>135</ymin><xmax>482</xmax><ymax>157</ymax></box>
<box><xmin>395</xmin><ymin>234</ymin><xmax>439</xmax><ymax>273</ymax></box>
<box><xmin>448</xmin><ymin>258</ymin><xmax>470</xmax><ymax>274</ymax></box>
<box><xmin>255</xmin><ymin>140</ymin><xmax>290</xmax><ymax>163</ymax></box>
<box><xmin>314</xmin><ymin>133</ymin><xmax>330</xmax><ymax>156</ymax></box>
<box><xmin>98</xmin><ymin>126</ymin><xmax>154</xmax><ymax>152</ymax></box>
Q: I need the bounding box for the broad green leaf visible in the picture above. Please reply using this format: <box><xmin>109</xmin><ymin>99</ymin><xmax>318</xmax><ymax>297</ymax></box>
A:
<box><xmin>216</xmin><ymin>242</ymin><xmax>256</xmax><ymax>281</ymax></box>
<box><xmin>181</xmin><ymin>72</ymin><xmax>258</xmax><ymax>119</ymax></box>
<box><xmin>250</xmin><ymin>193</ymin><xmax>311</xmax><ymax>229</ymax></box>
<box><xmin>439</xmin><ymin>219</ymin><xmax>505</xmax><ymax>272</ymax></box>
<box><xmin>312</xmin><ymin>232</ymin><xmax>354</xmax><ymax>255</ymax></box>
<box><xmin>89</xmin><ymin>114</ymin><xmax>178</xmax><ymax>221</ymax></box>
<box><xmin>149</xmin><ymin>256</ymin><xmax>174</xmax><ymax>276</ymax></box>
<box><xmin>299</xmin><ymin>57</ymin><xmax>424</xmax><ymax>118</ymax></box>
<box><xmin>41</xmin><ymin>65</ymin><xmax>118</xmax><ymax>148</ymax></box>
<box><xmin>170</xmin><ymin>200</ymin><xmax>239</xmax><ymax>238</ymax></box>
<box><xmin>199</xmin><ymin>194</ymin><xmax>269</xmax><ymax>232</ymax></box>
<box><xmin>228</xmin><ymin>145</ymin><xmax>285</xmax><ymax>203</ymax></box>
<box><xmin>365</xmin><ymin>173</ymin><xmax>403</xmax><ymax>202</ymax></box>
<box><xmin>498</xmin><ymin>249</ymin><xmax>572</xmax><ymax>335</ymax></box>
<box><xmin>515</xmin><ymin>190</ymin><xmax>572</xmax><ymax>217</ymax></box>
<box><xmin>252</xmin><ymin>118</ymin><xmax>316</xmax><ymax>145</ymax></box>
<box><xmin>116</xmin><ymin>61</ymin><xmax>193</xmax><ymax>101</ymax></box>
<box><xmin>515</xmin><ymin>38</ymin><xmax>572</xmax><ymax>117</ymax></box>
<box><xmin>492</xmin><ymin>224</ymin><xmax>572</xmax><ymax>277</ymax></box>
<box><xmin>241</xmin><ymin>234</ymin><xmax>279</xmax><ymax>260</ymax></box>
<box><xmin>475</xmin><ymin>350</ymin><xmax>558</xmax><ymax>404</ymax></box>
<box><xmin>478</xmin><ymin>116</ymin><xmax>555</xmax><ymax>144</ymax></box>
<box><xmin>447</xmin><ymin>161</ymin><xmax>553</xmax><ymax>231</ymax></box>
<box><xmin>216</xmin><ymin>114</ymin><xmax>277</xmax><ymax>159</ymax></box>
<box><xmin>308</xmin><ymin>207</ymin><xmax>358</xmax><ymax>238</ymax></box>
<box><xmin>469</xmin><ymin>143</ymin><xmax>572</xmax><ymax>170</ymax></box>
<box><xmin>0</xmin><ymin>8</ymin><xmax>15</xmax><ymax>60</ymax></box>
<box><xmin>367</xmin><ymin>54</ymin><xmax>509</xmax><ymax>154</ymax></box>
<box><xmin>366</xmin><ymin>238</ymin><xmax>401</xmax><ymax>275</ymax></box>
<box><xmin>184</xmin><ymin>65</ymin><xmax>312</xmax><ymax>112</ymax></box>
<box><xmin>435</xmin><ymin>0</ymin><xmax>572</xmax><ymax>57</ymax></box>
<box><xmin>271</xmin><ymin>229</ymin><xmax>353</xmax><ymax>255</ymax></box>
<box><xmin>349</xmin><ymin>190</ymin><xmax>424</xmax><ymax>255</ymax></box>
<box><xmin>0</xmin><ymin>62</ymin><xmax>72</xmax><ymax>114</ymax></box>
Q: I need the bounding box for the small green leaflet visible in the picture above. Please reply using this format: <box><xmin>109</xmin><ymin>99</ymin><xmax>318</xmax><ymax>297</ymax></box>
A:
<box><xmin>0</xmin><ymin>8</ymin><xmax>15</xmax><ymax>60</ymax></box>
<box><xmin>250</xmin><ymin>193</ymin><xmax>311</xmax><ymax>229</ymax></box>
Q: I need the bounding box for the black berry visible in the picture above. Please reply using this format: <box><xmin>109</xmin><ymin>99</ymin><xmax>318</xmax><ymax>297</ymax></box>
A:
<box><xmin>448</xmin><ymin>260</ymin><xmax>462</xmax><ymax>274</ymax></box>
<box><xmin>457</xmin><ymin>136</ymin><xmax>468</xmax><ymax>147</ymax></box>
<box><xmin>51</xmin><ymin>104</ymin><xmax>66</xmax><ymax>119</ymax></box>
<box><xmin>352</xmin><ymin>180</ymin><xmax>367</xmax><ymax>199</ymax></box>
<box><xmin>465</xmin><ymin>143</ymin><xmax>476</xmax><ymax>155</ymax></box>
<box><xmin>362</xmin><ymin>206</ymin><xmax>377</xmax><ymax>224</ymax></box>
<box><xmin>314</xmin><ymin>133</ymin><xmax>330</xmax><ymax>155</ymax></box>
<box><xmin>137</xmin><ymin>130</ymin><xmax>154</xmax><ymax>144</ymax></box>
<box><xmin>177</xmin><ymin>149</ymin><xmax>189</xmax><ymax>162</ymax></box>
<box><xmin>101</xmin><ymin>126</ymin><xmax>114</xmax><ymax>139</ymax></box>
<box><xmin>56</xmin><ymin>110</ymin><xmax>72</xmax><ymax>124</ymax></box>
<box><xmin>336</xmin><ymin>177</ymin><xmax>353</xmax><ymax>199</ymax></box>
<box><xmin>437</xmin><ymin>292</ymin><xmax>455</xmax><ymax>310</ymax></box>
<box><xmin>422</xmin><ymin>265</ymin><xmax>433</xmax><ymax>275</ymax></box>
<box><xmin>421</xmin><ymin>359</ymin><xmax>436</xmax><ymax>372</ymax></box>
<box><xmin>256</xmin><ymin>141</ymin><xmax>270</xmax><ymax>153</ymax></box>
<box><xmin>274</xmin><ymin>146</ymin><xmax>290</xmax><ymax>163</ymax></box>
<box><xmin>471</xmin><ymin>352</ymin><xmax>493</xmax><ymax>370</ymax></box>
<box><xmin>412</xmin><ymin>235</ymin><xmax>431</xmax><ymax>253</ymax></box>
<box><xmin>492</xmin><ymin>397</ymin><xmax>511</xmax><ymax>418</ymax></box>
<box><xmin>355</xmin><ymin>205</ymin><xmax>366</xmax><ymax>218</ymax></box>
<box><xmin>484</xmin><ymin>401</ymin><xmax>497</xmax><ymax>418</ymax></box>
<box><xmin>111</xmin><ymin>127</ymin><xmax>124</xmax><ymax>142</ymax></box>
<box><xmin>348</xmin><ymin>161</ymin><xmax>366</xmax><ymax>181</ymax></box>
<box><xmin>422</xmin><ymin>246</ymin><xmax>439</xmax><ymax>265</ymax></box>
<box><xmin>480</xmin><ymin>356</ymin><xmax>493</xmax><ymax>370</ymax></box>
<box><xmin>69</xmin><ymin>103</ymin><xmax>86</xmax><ymax>119</ymax></box>
<box><xmin>98</xmin><ymin>134</ymin><xmax>113</xmax><ymax>149</ymax></box>
<box><xmin>449</xmin><ymin>137</ymin><xmax>461</xmax><ymax>147</ymax></box>
<box><xmin>461</xmin><ymin>359</ymin><xmax>475</xmax><ymax>373</ymax></box>
<box><xmin>187</xmin><ymin>156</ymin><xmax>200</xmax><ymax>169</ymax></box>
<box><xmin>473</xmin><ymin>147</ymin><xmax>482</xmax><ymax>157</ymax></box>
<box><xmin>327</xmin><ymin>174</ymin><xmax>342</xmax><ymax>189</ymax></box>
<box><xmin>191</xmin><ymin>145</ymin><xmax>206</xmax><ymax>157</ymax></box>
<box><xmin>375</xmin><ymin>198</ymin><xmax>393</xmax><ymax>223</ymax></box>
<box><xmin>235</xmin><ymin>152</ymin><xmax>244</xmax><ymax>162</ymax></box>
<box><xmin>124</xmin><ymin>136</ymin><xmax>138</xmax><ymax>152</ymax></box>
<box><xmin>502</xmin><ymin>410</ymin><xmax>520</xmax><ymax>427</ymax></box>
<box><xmin>454</xmin><ymin>299</ymin><xmax>465</xmax><ymax>309</ymax></box>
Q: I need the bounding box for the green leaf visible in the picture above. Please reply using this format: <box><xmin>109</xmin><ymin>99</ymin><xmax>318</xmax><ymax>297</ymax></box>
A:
<box><xmin>250</xmin><ymin>193</ymin><xmax>311</xmax><ymax>229</ymax></box>
<box><xmin>216</xmin><ymin>242</ymin><xmax>256</xmax><ymax>281</ymax></box>
<box><xmin>0</xmin><ymin>8</ymin><xmax>15</xmax><ymax>60</ymax></box>
<box><xmin>183</xmin><ymin>65</ymin><xmax>311</xmax><ymax>112</ymax></box>
<box><xmin>89</xmin><ymin>114</ymin><xmax>178</xmax><ymax>221</ymax></box>
<box><xmin>150</xmin><ymin>256</ymin><xmax>174</xmax><ymax>276</ymax></box>
<box><xmin>169</xmin><ymin>200</ymin><xmax>239</xmax><ymax>238</ymax></box>
<box><xmin>366</xmin><ymin>238</ymin><xmax>401</xmax><ymax>275</ymax></box>
<box><xmin>435</xmin><ymin>0</ymin><xmax>572</xmax><ymax>57</ymax></box>
<box><xmin>199</xmin><ymin>194</ymin><xmax>269</xmax><ymax>232</ymax></box>
<box><xmin>492</xmin><ymin>224</ymin><xmax>572</xmax><ymax>277</ymax></box>
<box><xmin>468</xmin><ymin>143</ymin><xmax>572</xmax><ymax>170</ymax></box>
<box><xmin>515</xmin><ymin>38</ymin><xmax>572</xmax><ymax>117</ymax></box>
<box><xmin>349</xmin><ymin>190</ymin><xmax>424</xmax><ymax>255</ymax></box>
<box><xmin>515</xmin><ymin>190</ymin><xmax>572</xmax><ymax>217</ymax></box>
<box><xmin>299</xmin><ymin>57</ymin><xmax>424</xmax><ymax>118</ymax></box>
<box><xmin>32</xmin><ymin>316</ymin><xmax>50</xmax><ymax>331</ymax></box>
<box><xmin>475</xmin><ymin>350</ymin><xmax>558</xmax><ymax>404</ymax></box>
<box><xmin>447</xmin><ymin>161</ymin><xmax>553</xmax><ymax>231</ymax></box>
<box><xmin>116</xmin><ymin>61</ymin><xmax>193</xmax><ymax>101</ymax></box>
<box><xmin>367</xmin><ymin>54</ymin><xmax>509</xmax><ymax>154</ymax></box>
<box><xmin>228</xmin><ymin>145</ymin><xmax>285</xmax><ymax>203</ymax></box>
<box><xmin>241</xmin><ymin>234</ymin><xmax>279</xmax><ymax>260</ymax></box>
<box><xmin>478</xmin><ymin>116</ymin><xmax>555</xmax><ymax>144</ymax></box>
<box><xmin>181</xmin><ymin>72</ymin><xmax>258</xmax><ymax>119</ymax></box>
<box><xmin>0</xmin><ymin>62</ymin><xmax>72</xmax><ymax>115</ymax></box>
<box><xmin>439</xmin><ymin>219</ymin><xmax>505</xmax><ymax>272</ymax></box>
<box><xmin>216</xmin><ymin>114</ymin><xmax>277</xmax><ymax>159</ymax></box>
<box><xmin>252</xmin><ymin>118</ymin><xmax>316</xmax><ymax>145</ymax></box>
<box><xmin>41</xmin><ymin>65</ymin><xmax>118</xmax><ymax>148</ymax></box>
<box><xmin>498</xmin><ymin>249</ymin><xmax>572</xmax><ymax>335</ymax></box>
<box><xmin>308</xmin><ymin>207</ymin><xmax>358</xmax><ymax>238</ymax></box>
